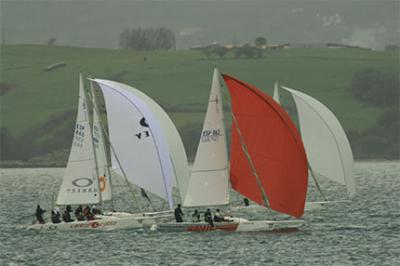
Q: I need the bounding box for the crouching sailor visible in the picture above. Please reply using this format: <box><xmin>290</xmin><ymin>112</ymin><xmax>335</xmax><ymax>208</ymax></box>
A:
<box><xmin>51</xmin><ymin>207</ymin><xmax>61</xmax><ymax>224</ymax></box>
<box><xmin>62</xmin><ymin>205</ymin><xmax>74</xmax><ymax>223</ymax></box>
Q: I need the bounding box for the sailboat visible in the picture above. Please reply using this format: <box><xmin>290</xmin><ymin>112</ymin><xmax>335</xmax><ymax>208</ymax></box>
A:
<box><xmin>158</xmin><ymin>68</ymin><xmax>309</xmax><ymax>232</ymax></box>
<box><xmin>28</xmin><ymin>75</ymin><xmax>187</xmax><ymax>231</ymax></box>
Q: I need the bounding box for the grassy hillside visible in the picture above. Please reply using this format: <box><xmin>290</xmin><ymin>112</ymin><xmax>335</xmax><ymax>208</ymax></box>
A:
<box><xmin>1</xmin><ymin>45</ymin><xmax>398</xmax><ymax>163</ymax></box>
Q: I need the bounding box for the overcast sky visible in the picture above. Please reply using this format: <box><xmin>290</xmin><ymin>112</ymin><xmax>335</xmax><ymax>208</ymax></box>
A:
<box><xmin>1</xmin><ymin>0</ymin><xmax>399</xmax><ymax>50</ymax></box>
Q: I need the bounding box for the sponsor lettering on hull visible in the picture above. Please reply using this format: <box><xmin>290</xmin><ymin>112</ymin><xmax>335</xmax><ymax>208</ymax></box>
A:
<box><xmin>186</xmin><ymin>223</ymin><xmax>239</xmax><ymax>232</ymax></box>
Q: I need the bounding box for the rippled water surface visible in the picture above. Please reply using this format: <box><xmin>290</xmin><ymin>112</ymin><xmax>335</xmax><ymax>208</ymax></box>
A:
<box><xmin>1</xmin><ymin>162</ymin><xmax>399</xmax><ymax>265</ymax></box>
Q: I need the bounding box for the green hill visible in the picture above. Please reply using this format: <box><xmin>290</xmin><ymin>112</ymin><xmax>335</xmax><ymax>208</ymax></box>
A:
<box><xmin>0</xmin><ymin>45</ymin><xmax>398</xmax><ymax>164</ymax></box>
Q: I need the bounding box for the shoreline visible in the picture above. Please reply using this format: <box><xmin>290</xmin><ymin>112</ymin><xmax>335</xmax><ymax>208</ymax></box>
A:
<box><xmin>1</xmin><ymin>159</ymin><xmax>398</xmax><ymax>169</ymax></box>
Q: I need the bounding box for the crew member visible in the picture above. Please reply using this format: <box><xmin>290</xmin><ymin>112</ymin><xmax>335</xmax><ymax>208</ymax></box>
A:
<box><xmin>174</xmin><ymin>204</ymin><xmax>184</xmax><ymax>223</ymax></box>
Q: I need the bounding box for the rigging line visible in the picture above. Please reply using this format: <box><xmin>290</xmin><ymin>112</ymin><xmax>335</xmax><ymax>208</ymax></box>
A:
<box><xmin>308</xmin><ymin>163</ymin><xmax>327</xmax><ymax>201</ymax></box>
<box><xmin>218</xmin><ymin>74</ymin><xmax>272</xmax><ymax>212</ymax></box>
<box><xmin>89</xmin><ymin>80</ymin><xmax>113</xmax><ymax>210</ymax></box>
<box><xmin>141</xmin><ymin>189</ymin><xmax>156</xmax><ymax>212</ymax></box>
<box><xmin>88</xmin><ymin>80</ymin><xmax>138</xmax><ymax>210</ymax></box>
<box><xmin>191</xmin><ymin>167</ymin><xmax>228</xmax><ymax>173</ymax></box>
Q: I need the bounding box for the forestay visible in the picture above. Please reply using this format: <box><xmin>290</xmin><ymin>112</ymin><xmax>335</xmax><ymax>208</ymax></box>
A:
<box><xmin>223</xmin><ymin>74</ymin><xmax>309</xmax><ymax>218</ymax></box>
<box><xmin>183</xmin><ymin>68</ymin><xmax>230</xmax><ymax>207</ymax></box>
<box><xmin>91</xmin><ymin>85</ymin><xmax>112</xmax><ymax>202</ymax></box>
<box><xmin>281</xmin><ymin>86</ymin><xmax>355</xmax><ymax>197</ymax></box>
<box><xmin>57</xmin><ymin>75</ymin><xmax>100</xmax><ymax>205</ymax></box>
<box><xmin>92</xmin><ymin>79</ymin><xmax>175</xmax><ymax>209</ymax></box>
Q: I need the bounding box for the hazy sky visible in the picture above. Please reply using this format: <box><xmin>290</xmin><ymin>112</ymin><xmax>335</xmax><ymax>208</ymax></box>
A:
<box><xmin>1</xmin><ymin>0</ymin><xmax>399</xmax><ymax>50</ymax></box>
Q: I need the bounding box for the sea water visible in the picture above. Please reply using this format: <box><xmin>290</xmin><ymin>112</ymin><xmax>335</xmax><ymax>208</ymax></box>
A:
<box><xmin>0</xmin><ymin>161</ymin><xmax>399</xmax><ymax>265</ymax></box>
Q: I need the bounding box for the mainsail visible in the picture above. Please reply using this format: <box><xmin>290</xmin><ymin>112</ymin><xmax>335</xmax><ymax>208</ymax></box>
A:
<box><xmin>183</xmin><ymin>68</ymin><xmax>230</xmax><ymax>207</ymax></box>
<box><xmin>281</xmin><ymin>86</ymin><xmax>356</xmax><ymax>197</ymax></box>
<box><xmin>223</xmin><ymin>74</ymin><xmax>308</xmax><ymax>218</ymax></box>
<box><xmin>57</xmin><ymin>74</ymin><xmax>100</xmax><ymax>205</ymax></box>
<box><xmin>92</xmin><ymin>79</ymin><xmax>177</xmax><ymax>209</ymax></box>
<box><xmin>91</xmin><ymin>85</ymin><xmax>112</xmax><ymax>202</ymax></box>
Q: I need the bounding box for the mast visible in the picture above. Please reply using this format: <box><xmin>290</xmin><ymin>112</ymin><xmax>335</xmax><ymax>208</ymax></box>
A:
<box><xmin>82</xmin><ymin>75</ymin><xmax>102</xmax><ymax>205</ymax></box>
<box><xmin>89</xmin><ymin>80</ymin><xmax>114</xmax><ymax>208</ymax></box>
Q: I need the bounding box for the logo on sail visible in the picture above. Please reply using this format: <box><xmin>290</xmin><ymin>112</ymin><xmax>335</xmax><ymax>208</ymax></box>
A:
<box><xmin>135</xmin><ymin>117</ymin><xmax>150</xmax><ymax>139</ymax></box>
<box><xmin>140</xmin><ymin>117</ymin><xmax>149</xmax><ymax>128</ymax></box>
<box><xmin>98</xmin><ymin>176</ymin><xmax>106</xmax><ymax>192</ymax></box>
<box><xmin>201</xmin><ymin>129</ymin><xmax>221</xmax><ymax>143</ymax></box>
<box><xmin>72</xmin><ymin>177</ymin><xmax>93</xmax><ymax>188</ymax></box>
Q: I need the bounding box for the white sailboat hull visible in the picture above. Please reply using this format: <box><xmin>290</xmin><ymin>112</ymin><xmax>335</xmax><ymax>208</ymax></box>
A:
<box><xmin>27</xmin><ymin>211</ymin><xmax>173</xmax><ymax>231</ymax></box>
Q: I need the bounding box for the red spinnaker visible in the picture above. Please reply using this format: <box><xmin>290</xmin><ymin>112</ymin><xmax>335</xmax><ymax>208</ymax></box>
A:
<box><xmin>223</xmin><ymin>74</ymin><xmax>308</xmax><ymax>217</ymax></box>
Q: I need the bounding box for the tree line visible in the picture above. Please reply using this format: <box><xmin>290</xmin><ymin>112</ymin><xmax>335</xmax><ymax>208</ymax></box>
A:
<box><xmin>119</xmin><ymin>27</ymin><xmax>175</xmax><ymax>51</ymax></box>
<box><xmin>348</xmin><ymin>68</ymin><xmax>399</xmax><ymax>159</ymax></box>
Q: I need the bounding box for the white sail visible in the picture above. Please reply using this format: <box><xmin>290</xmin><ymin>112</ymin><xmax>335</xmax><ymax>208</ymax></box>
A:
<box><xmin>273</xmin><ymin>82</ymin><xmax>280</xmax><ymax>104</ymax></box>
<box><xmin>92</xmin><ymin>79</ymin><xmax>175</xmax><ymax>209</ymax></box>
<box><xmin>91</xmin><ymin>79</ymin><xmax>189</xmax><ymax>205</ymax></box>
<box><xmin>281</xmin><ymin>86</ymin><xmax>356</xmax><ymax>197</ymax></box>
<box><xmin>57</xmin><ymin>75</ymin><xmax>100</xmax><ymax>205</ymax></box>
<box><xmin>119</xmin><ymin>83</ymin><xmax>189</xmax><ymax>201</ymax></box>
<box><xmin>183</xmin><ymin>68</ymin><xmax>230</xmax><ymax>207</ymax></box>
<box><xmin>91</xmin><ymin>85</ymin><xmax>112</xmax><ymax>202</ymax></box>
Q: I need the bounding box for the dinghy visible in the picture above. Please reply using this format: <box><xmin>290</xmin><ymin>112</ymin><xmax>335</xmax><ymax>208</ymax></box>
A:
<box><xmin>28</xmin><ymin>75</ymin><xmax>188</xmax><ymax>231</ymax></box>
<box><xmin>158</xmin><ymin>69</ymin><xmax>308</xmax><ymax>232</ymax></box>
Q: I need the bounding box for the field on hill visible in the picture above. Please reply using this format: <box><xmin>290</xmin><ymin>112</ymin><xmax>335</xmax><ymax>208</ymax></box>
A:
<box><xmin>1</xmin><ymin>45</ymin><xmax>398</xmax><ymax>163</ymax></box>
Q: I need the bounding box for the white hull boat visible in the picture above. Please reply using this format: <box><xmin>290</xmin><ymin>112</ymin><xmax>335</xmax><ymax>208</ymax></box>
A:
<box><xmin>28</xmin><ymin>211</ymin><xmax>173</xmax><ymax>231</ymax></box>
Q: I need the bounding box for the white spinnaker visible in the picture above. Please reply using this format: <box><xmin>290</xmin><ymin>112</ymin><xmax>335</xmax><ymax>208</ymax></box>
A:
<box><xmin>92</xmin><ymin>79</ymin><xmax>189</xmax><ymax>204</ymax></box>
<box><xmin>57</xmin><ymin>75</ymin><xmax>100</xmax><ymax>205</ymax></box>
<box><xmin>281</xmin><ymin>86</ymin><xmax>355</xmax><ymax>197</ymax></box>
<box><xmin>93</xmin><ymin>79</ymin><xmax>174</xmax><ymax>209</ymax></box>
<box><xmin>273</xmin><ymin>82</ymin><xmax>280</xmax><ymax>104</ymax></box>
<box><xmin>183</xmin><ymin>68</ymin><xmax>229</xmax><ymax>207</ymax></box>
<box><xmin>91</xmin><ymin>85</ymin><xmax>112</xmax><ymax>202</ymax></box>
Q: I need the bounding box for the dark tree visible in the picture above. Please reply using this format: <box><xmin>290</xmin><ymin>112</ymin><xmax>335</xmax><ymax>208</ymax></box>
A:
<box><xmin>47</xmin><ymin>36</ymin><xmax>56</xmax><ymax>46</ymax></box>
<box><xmin>255</xmin><ymin>36</ymin><xmax>267</xmax><ymax>47</ymax></box>
<box><xmin>119</xmin><ymin>27</ymin><xmax>175</xmax><ymax>51</ymax></box>
<box><xmin>214</xmin><ymin>46</ymin><xmax>228</xmax><ymax>59</ymax></box>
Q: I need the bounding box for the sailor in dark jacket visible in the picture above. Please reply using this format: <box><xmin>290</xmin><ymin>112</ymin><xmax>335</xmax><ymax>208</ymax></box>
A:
<box><xmin>51</xmin><ymin>208</ymin><xmax>61</xmax><ymax>224</ymax></box>
<box><xmin>35</xmin><ymin>205</ymin><xmax>46</xmax><ymax>224</ymax></box>
<box><xmin>204</xmin><ymin>208</ymin><xmax>214</xmax><ymax>227</ymax></box>
<box><xmin>174</xmin><ymin>204</ymin><xmax>184</xmax><ymax>223</ymax></box>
